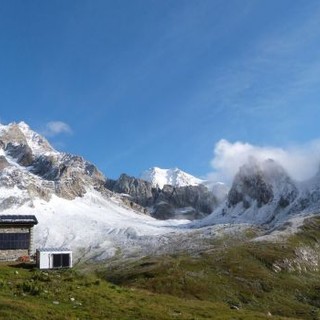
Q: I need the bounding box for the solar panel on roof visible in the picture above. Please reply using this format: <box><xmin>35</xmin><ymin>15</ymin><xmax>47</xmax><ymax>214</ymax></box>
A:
<box><xmin>37</xmin><ymin>248</ymin><xmax>71</xmax><ymax>252</ymax></box>
<box><xmin>0</xmin><ymin>215</ymin><xmax>38</xmax><ymax>225</ymax></box>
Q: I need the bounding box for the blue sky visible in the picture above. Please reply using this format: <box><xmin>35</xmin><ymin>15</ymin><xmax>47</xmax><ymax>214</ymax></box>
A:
<box><xmin>1</xmin><ymin>0</ymin><xmax>320</xmax><ymax>179</ymax></box>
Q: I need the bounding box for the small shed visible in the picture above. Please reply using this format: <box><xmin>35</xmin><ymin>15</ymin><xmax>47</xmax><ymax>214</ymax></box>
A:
<box><xmin>0</xmin><ymin>215</ymin><xmax>38</xmax><ymax>261</ymax></box>
<box><xmin>36</xmin><ymin>248</ymin><xmax>72</xmax><ymax>269</ymax></box>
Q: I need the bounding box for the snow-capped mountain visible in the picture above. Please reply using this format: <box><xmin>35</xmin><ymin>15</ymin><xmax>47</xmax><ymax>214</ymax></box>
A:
<box><xmin>0</xmin><ymin>122</ymin><xmax>231</xmax><ymax>260</ymax></box>
<box><xmin>106</xmin><ymin>173</ymin><xmax>219</xmax><ymax>220</ymax></box>
<box><xmin>197</xmin><ymin>157</ymin><xmax>320</xmax><ymax>228</ymax></box>
<box><xmin>0</xmin><ymin>121</ymin><xmax>107</xmax><ymax>206</ymax></box>
<box><xmin>0</xmin><ymin>121</ymin><xmax>55</xmax><ymax>156</ymax></box>
<box><xmin>140</xmin><ymin>167</ymin><xmax>205</xmax><ymax>189</ymax></box>
<box><xmin>0</xmin><ymin>122</ymin><xmax>191</xmax><ymax>259</ymax></box>
<box><xmin>1</xmin><ymin>121</ymin><xmax>320</xmax><ymax>262</ymax></box>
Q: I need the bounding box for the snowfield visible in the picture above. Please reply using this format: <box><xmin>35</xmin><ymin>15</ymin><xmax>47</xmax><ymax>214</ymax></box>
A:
<box><xmin>0</xmin><ymin>188</ymin><xmax>192</xmax><ymax>260</ymax></box>
<box><xmin>0</xmin><ymin>187</ymin><xmax>257</xmax><ymax>262</ymax></box>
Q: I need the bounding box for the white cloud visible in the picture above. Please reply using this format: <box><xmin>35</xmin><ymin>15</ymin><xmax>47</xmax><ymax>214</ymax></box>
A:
<box><xmin>43</xmin><ymin>121</ymin><xmax>72</xmax><ymax>137</ymax></box>
<box><xmin>209</xmin><ymin>139</ymin><xmax>320</xmax><ymax>184</ymax></box>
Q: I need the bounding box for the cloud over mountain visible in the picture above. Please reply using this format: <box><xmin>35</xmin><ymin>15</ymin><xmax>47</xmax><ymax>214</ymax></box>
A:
<box><xmin>209</xmin><ymin>139</ymin><xmax>320</xmax><ymax>184</ymax></box>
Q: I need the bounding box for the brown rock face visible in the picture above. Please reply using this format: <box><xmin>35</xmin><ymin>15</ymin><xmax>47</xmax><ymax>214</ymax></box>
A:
<box><xmin>0</xmin><ymin>123</ymin><xmax>108</xmax><ymax>207</ymax></box>
<box><xmin>0</xmin><ymin>124</ymin><xmax>28</xmax><ymax>146</ymax></box>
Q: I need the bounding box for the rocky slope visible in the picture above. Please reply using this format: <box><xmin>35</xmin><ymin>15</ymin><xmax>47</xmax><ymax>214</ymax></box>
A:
<box><xmin>0</xmin><ymin>122</ymin><xmax>194</xmax><ymax>259</ymax></box>
<box><xmin>1</xmin><ymin>121</ymin><xmax>320</xmax><ymax>262</ymax></box>
<box><xmin>198</xmin><ymin>158</ymin><xmax>320</xmax><ymax>228</ymax></box>
<box><xmin>0</xmin><ymin>122</ymin><xmax>108</xmax><ymax>210</ymax></box>
<box><xmin>0</xmin><ymin>122</ymin><xmax>222</xmax><ymax>221</ymax></box>
<box><xmin>106</xmin><ymin>173</ymin><xmax>219</xmax><ymax>220</ymax></box>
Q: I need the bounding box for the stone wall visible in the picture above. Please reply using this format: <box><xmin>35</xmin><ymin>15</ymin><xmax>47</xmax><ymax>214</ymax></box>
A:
<box><xmin>0</xmin><ymin>249</ymin><xmax>28</xmax><ymax>261</ymax></box>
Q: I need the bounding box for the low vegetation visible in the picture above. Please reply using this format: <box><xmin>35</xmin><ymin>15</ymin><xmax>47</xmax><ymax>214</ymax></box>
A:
<box><xmin>0</xmin><ymin>217</ymin><xmax>319</xmax><ymax>319</ymax></box>
<box><xmin>102</xmin><ymin>217</ymin><xmax>320</xmax><ymax>320</ymax></box>
<box><xmin>0</xmin><ymin>263</ymin><xmax>288</xmax><ymax>319</ymax></box>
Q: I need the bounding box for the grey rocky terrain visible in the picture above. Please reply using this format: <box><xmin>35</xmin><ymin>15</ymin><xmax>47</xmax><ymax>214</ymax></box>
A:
<box><xmin>0</xmin><ymin>122</ymin><xmax>220</xmax><ymax>220</ymax></box>
<box><xmin>106</xmin><ymin>173</ymin><xmax>219</xmax><ymax>220</ymax></box>
<box><xmin>199</xmin><ymin>158</ymin><xmax>320</xmax><ymax>228</ymax></box>
<box><xmin>0</xmin><ymin>122</ymin><xmax>108</xmax><ymax>209</ymax></box>
<box><xmin>2</xmin><ymin>121</ymin><xmax>320</xmax><ymax>229</ymax></box>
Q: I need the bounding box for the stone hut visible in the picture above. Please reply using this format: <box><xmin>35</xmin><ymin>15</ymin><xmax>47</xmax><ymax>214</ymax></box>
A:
<box><xmin>0</xmin><ymin>215</ymin><xmax>38</xmax><ymax>261</ymax></box>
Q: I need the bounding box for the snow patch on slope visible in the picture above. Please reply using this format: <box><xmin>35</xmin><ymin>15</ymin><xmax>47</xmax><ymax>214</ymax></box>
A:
<box><xmin>0</xmin><ymin>189</ymin><xmax>190</xmax><ymax>259</ymax></box>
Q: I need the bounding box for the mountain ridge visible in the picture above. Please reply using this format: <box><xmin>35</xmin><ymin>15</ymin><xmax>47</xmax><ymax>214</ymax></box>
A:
<box><xmin>197</xmin><ymin>158</ymin><xmax>320</xmax><ymax>229</ymax></box>
<box><xmin>106</xmin><ymin>173</ymin><xmax>219</xmax><ymax>220</ymax></box>
<box><xmin>0</xmin><ymin>121</ymin><xmax>320</xmax><ymax>263</ymax></box>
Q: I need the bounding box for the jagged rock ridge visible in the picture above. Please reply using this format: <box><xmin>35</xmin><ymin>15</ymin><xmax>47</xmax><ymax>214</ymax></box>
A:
<box><xmin>106</xmin><ymin>174</ymin><xmax>219</xmax><ymax>220</ymax></box>
<box><xmin>1</xmin><ymin>121</ymin><xmax>320</xmax><ymax>261</ymax></box>
<box><xmin>0</xmin><ymin>122</ymin><xmax>107</xmax><ymax>209</ymax></box>
<box><xmin>0</xmin><ymin>122</ymin><xmax>220</xmax><ymax>221</ymax></box>
<box><xmin>198</xmin><ymin>158</ymin><xmax>320</xmax><ymax>227</ymax></box>
<box><xmin>1</xmin><ymin>121</ymin><xmax>320</xmax><ymax>228</ymax></box>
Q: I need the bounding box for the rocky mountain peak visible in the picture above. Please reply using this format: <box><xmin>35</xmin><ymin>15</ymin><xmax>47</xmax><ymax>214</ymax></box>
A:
<box><xmin>17</xmin><ymin>121</ymin><xmax>55</xmax><ymax>155</ymax></box>
<box><xmin>228</xmin><ymin>160</ymin><xmax>273</xmax><ymax>208</ymax></box>
<box><xmin>227</xmin><ymin>158</ymin><xmax>298</xmax><ymax>210</ymax></box>
<box><xmin>197</xmin><ymin>158</ymin><xmax>303</xmax><ymax>227</ymax></box>
<box><xmin>0</xmin><ymin>122</ymin><xmax>55</xmax><ymax>159</ymax></box>
<box><xmin>0</xmin><ymin>122</ymin><xmax>107</xmax><ymax>208</ymax></box>
<box><xmin>0</xmin><ymin>123</ymin><xmax>27</xmax><ymax>147</ymax></box>
<box><xmin>106</xmin><ymin>172</ymin><xmax>220</xmax><ymax>220</ymax></box>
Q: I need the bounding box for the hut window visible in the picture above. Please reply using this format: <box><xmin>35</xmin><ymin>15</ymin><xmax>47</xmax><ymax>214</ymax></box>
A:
<box><xmin>0</xmin><ymin>233</ymin><xmax>29</xmax><ymax>250</ymax></box>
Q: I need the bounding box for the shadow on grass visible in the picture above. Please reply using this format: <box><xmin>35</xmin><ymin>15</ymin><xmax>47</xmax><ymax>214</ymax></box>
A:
<box><xmin>8</xmin><ymin>262</ymin><xmax>36</xmax><ymax>270</ymax></box>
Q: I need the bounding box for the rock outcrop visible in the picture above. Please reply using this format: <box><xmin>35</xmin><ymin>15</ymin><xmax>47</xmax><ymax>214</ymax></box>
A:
<box><xmin>200</xmin><ymin>158</ymin><xmax>301</xmax><ymax>227</ymax></box>
<box><xmin>106</xmin><ymin>174</ymin><xmax>219</xmax><ymax>220</ymax></box>
<box><xmin>226</xmin><ymin>159</ymin><xmax>298</xmax><ymax>213</ymax></box>
<box><xmin>106</xmin><ymin>174</ymin><xmax>154</xmax><ymax>207</ymax></box>
<box><xmin>0</xmin><ymin>122</ymin><xmax>106</xmax><ymax>206</ymax></box>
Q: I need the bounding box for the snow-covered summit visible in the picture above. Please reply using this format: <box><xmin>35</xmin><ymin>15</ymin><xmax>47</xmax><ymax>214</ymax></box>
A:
<box><xmin>0</xmin><ymin>121</ymin><xmax>106</xmax><ymax>205</ymax></box>
<box><xmin>140</xmin><ymin>167</ymin><xmax>205</xmax><ymax>189</ymax></box>
<box><xmin>0</xmin><ymin>121</ymin><xmax>56</xmax><ymax>156</ymax></box>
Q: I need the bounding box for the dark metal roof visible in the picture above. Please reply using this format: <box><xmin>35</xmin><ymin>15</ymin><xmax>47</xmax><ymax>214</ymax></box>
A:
<box><xmin>0</xmin><ymin>215</ymin><xmax>38</xmax><ymax>225</ymax></box>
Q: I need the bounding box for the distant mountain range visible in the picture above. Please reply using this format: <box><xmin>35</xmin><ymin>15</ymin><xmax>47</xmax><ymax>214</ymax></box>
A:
<box><xmin>0</xmin><ymin>121</ymin><xmax>320</xmax><ymax>261</ymax></box>
<box><xmin>106</xmin><ymin>172</ymin><xmax>221</xmax><ymax>220</ymax></box>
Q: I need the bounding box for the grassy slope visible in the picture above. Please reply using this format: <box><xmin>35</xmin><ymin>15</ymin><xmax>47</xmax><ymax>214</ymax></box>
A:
<box><xmin>0</xmin><ymin>264</ymin><xmax>288</xmax><ymax>320</ymax></box>
<box><xmin>102</xmin><ymin>217</ymin><xmax>320</xmax><ymax>320</ymax></box>
<box><xmin>0</xmin><ymin>217</ymin><xmax>319</xmax><ymax>319</ymax></box>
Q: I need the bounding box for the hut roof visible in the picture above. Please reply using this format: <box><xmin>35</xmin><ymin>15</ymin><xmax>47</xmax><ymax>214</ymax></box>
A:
<box><xmin>0</xmin><ymin>215</ymin><xmax>38</xmax><ymax>225</ymax></box>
